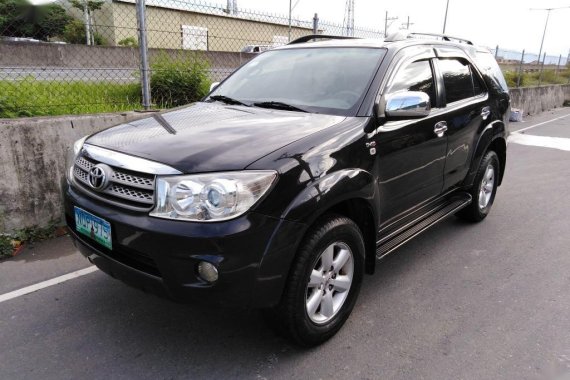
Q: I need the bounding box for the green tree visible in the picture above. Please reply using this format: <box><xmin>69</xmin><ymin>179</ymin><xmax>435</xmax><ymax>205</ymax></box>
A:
<box><xmin>69</xmin><ymin>0</ymin><xmax>104</xmax><ymax>13</ymax></box>
<box><xmin>69</xmin><ymin>0</ymin><xmax>104</xmax><ymax>45</ymax></box>
<box><xmin>0</xmin><ymin>0</ymin><xmax>71</xmax><ymax>41</ymax></box>
<box><xmin>62</xmin><ymin>19</ymin><xmax>106</xmax><ymax>45</ymax></box>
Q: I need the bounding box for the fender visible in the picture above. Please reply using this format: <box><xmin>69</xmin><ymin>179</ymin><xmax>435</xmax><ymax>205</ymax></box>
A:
<box><xmin>281</xmin><ymin>168</ymin><xmax>377</xmax><ymax>225</ymax></box>
<box><xmin>463</xmin><ymin>120</ymin><xmax>506</xmax><ymax>188</ymax></box>
<box><xmin>252</xmin><ymin>168</ymin><xmax>378</xmax><ymax>307</ymax></box>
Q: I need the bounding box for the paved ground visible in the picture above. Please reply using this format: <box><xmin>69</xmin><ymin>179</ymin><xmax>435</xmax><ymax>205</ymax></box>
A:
<box><xmin>1</xmin><ymin>108</ymin><xmax>570</xmax><ymax>380</ymax></box>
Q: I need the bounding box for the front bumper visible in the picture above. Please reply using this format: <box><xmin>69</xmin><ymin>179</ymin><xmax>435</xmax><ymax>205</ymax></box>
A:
<box><xmin>63</xmin><ymin>183</ymin><xmax>305</xmax><ymax>308</ymax></box>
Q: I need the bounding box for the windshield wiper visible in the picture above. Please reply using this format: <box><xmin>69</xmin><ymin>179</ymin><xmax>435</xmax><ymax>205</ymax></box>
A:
<box><xmin>253</xmin><ymin>101</ymin><xmax>308</xmax><ymax>113</ymax></box>
<box><xmin>208</xmin><ymin>95</ymin><xmax>251</xmax><ymax>107</ymax></box>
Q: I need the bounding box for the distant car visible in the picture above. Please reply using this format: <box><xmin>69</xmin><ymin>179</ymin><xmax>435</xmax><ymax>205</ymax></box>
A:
<box><xmin>64</xmin><ymin>32</ymin><xmax>510</xmax><ymax>347</ymax></box>
<box><xmin>241</xmin><ymin>44</ymin><xmax>271</xmax><ymax>53</ymax></box>
<box><xmin>1</xmin><ymin>36</ymin><xmax>40</xmax><ymax>43</ymax></box>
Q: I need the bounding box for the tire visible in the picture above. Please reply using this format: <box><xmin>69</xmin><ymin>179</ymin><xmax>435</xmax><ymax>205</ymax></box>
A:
<box><xmin>456</xmin><ymin>151</ymin><xmax>500</xmax><ymax>222</ymax></box>
<box><xmin>266</xmin><ymin>214</ymin><xmax>365</xmax><ymax>347</ymax></box>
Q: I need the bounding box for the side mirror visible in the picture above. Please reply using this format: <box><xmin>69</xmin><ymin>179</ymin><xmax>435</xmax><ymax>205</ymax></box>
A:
<box><xmin>384</xmin><ymin>91</ymin><xmax>431</xmax><ymax>119</ymax></box>
<box><xmin>209</xmin><ymin>82</ymin><xmax>220</xmax><ymax>92</ymax></box>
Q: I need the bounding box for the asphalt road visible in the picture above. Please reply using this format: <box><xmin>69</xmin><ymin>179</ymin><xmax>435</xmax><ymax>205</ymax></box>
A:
<box><xmin>1</xmin><ymin>108</ymin><xmax>570</xmax><ymax>380</ymax></box>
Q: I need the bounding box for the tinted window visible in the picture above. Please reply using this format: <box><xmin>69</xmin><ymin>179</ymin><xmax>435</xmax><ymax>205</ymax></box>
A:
<box><xmin>387</xmin><ymin>60</ymin><xmax>435</xmax><ymax>106</ymax></box>
<box><xmin>475</xmin><ymin>51</ymin><xmax>509</xmax><ymax>93</ymax></box>
<box><xmin>472</xmin><ymin>67</ymin><xmax>485</xmax><ymax>95</ymax></box>
<box><xmin>210</xmin><ymin>47</ymin><xmax>386</xmax><ymax>116</ymax></box>
<box><xmin>439</xmin><ymin>59</ymin><xmax>477</xmax><ymax>103</ymax></box>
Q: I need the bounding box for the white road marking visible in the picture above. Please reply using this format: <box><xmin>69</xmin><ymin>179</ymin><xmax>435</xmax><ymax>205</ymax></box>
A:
<box><xmin>514</xmin><ymin>112</ymin><xmax>570</xmax><ymax>133</ymax></box>
<box><xmin>509</xmin><ymin>133</ymin><xmax>570</xmax><ymax>152</ymax></box>
<box><xmin>0</xmin><ymin>266</ymin><xmax>98</xmax><ymax>304</ymax></box>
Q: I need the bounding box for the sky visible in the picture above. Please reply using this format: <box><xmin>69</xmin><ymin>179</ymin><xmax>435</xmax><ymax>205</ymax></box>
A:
<box><xmin>237</xmin><ymin>0</ymin><xmax>570</xmax><ymax>58</ymax></box>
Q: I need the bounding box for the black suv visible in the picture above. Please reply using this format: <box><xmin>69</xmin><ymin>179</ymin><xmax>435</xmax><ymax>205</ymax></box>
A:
<box><xmin>64</xmin><ymin>33</ymin><xmax>509</xmax><ymax>346</ymax></box>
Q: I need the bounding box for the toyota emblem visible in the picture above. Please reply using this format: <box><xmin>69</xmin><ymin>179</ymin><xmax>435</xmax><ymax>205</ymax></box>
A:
<box><xmin>88</xmin><ymin>164</ymin><xmax>109</xmax><ymax>190</ymax></box>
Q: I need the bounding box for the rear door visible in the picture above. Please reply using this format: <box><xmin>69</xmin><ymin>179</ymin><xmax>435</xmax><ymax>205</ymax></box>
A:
<box><xmin>433</xmin><ymin>50</ymin><xmax>491</xmax><ymax>190</ymax></box>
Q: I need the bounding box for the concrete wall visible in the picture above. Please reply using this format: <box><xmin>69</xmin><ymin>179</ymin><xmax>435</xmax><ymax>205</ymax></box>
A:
<box><xmin>0</xmin><ymin>112</ymin><xmax>148</xmax><ymax>234</ymax></box>
<box><xmin>0</xmin><ymin>41</ymin><xmax>254</xmax><ymax>69</ymax></box>
<box><xmin>509</xmin><ymin>84</ymin><xmax>570</xmax><ymax>115</ymax></box>
<box><xmin>1</xmin><ymin>85</ymin><xmax>569</xmax><ymax>234</ymax></box>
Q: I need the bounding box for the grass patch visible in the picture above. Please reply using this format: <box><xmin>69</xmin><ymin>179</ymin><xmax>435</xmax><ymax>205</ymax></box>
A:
<box><xmin>0</xmin><ymin>79</ymin><xmax>141</xmax><ymax>118</ymax></box>
<box><xmin>503</xmin><ymin>69</ymin><xmax>570</xmax><ymax>88</ymax></box>
<box><xmin>0</xmin><ymin>222</ymin><xmax>64</xmax><ymax>260</ymax></box>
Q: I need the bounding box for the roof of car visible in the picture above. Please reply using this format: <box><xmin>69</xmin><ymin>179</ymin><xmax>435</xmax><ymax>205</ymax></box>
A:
<box><xmin>276</xmin><ymin>33</ymin><xmax>490</xmax><ymax>55</ymax></box>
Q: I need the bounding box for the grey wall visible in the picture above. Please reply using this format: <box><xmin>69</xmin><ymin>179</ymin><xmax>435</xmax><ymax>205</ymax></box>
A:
<box><xmin>1</xmin><ymin>85</ymin><xmax>569</xmax><ymax>234</ymax></box>
<box><xmin>509</xmin><ymin>84</ymin><xmax>570</xmax><ymax>115</ymax></box>
<box><xmin>0</xmin><ymin>41</ymin><xmax>254</xmax><ymax>70</ymax></box>
<box><xmin>0</xmin><ymin>112</ymin><xmax>147</xmax><ymax>233</ymax></box>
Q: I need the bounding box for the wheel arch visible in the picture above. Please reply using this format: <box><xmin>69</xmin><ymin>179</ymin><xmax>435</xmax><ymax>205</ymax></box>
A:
<box><xmin>463</xmin><ymin>121</ymin><xmax>507</xmax><ymax>188</ymax></box>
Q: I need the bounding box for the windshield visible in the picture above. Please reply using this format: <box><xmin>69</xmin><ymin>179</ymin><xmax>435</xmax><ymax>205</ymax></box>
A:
<box><xmin>208</xmin><ymin>47</ymin><xmax>386</xmax><ymax>116</ymax></box>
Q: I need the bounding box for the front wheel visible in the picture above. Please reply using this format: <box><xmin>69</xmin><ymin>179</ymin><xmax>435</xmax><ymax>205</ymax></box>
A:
<box><xmin>456</xmin><ymin>151</ymin><xmax>500</xmax><ymax>222</ymax></box>
<box><xmin>267</xmin><ymin>214</ymin><xmax>365</xmax><ymax>347</ymax></box>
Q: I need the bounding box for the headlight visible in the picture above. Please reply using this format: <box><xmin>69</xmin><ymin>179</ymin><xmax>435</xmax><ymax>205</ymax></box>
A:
<box><xmin>66</xmin><ymin>136</ymin><xmax>88</xmax><ymax>182</ymax></box>
<box><xmin>150</xmin><ymin>171</ymin><xmax>277</xmax><ymax>222</ymax></box>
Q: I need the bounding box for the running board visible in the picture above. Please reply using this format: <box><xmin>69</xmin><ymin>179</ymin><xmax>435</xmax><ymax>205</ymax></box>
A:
<box><xmin>376</xmin><ymin>193</ymin><xmax>472</xmax><ymax>260</ymax></box>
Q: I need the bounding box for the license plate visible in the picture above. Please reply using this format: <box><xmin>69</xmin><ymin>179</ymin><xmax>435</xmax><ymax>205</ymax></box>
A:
<box><xmin>74</xmin><ymin>206</ymin><xmax>112</xmax><ymax>250</ymax></box>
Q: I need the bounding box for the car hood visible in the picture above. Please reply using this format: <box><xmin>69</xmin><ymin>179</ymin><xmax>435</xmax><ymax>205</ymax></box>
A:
<box><xmin>86</xmin><ymin>102</ymin><xmax>346</xmax><ymax>173</ymax></box>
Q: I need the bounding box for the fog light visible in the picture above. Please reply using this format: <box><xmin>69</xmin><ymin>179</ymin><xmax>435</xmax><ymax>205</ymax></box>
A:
<box><xmin>197</xmin><ymin>261</ymin><xmax>218</xmax><ymax>283</ymax></box>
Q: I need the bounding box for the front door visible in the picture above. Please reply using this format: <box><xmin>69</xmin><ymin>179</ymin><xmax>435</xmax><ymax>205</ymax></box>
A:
<box><xmin>374</xmin><ymin>54</ymin><xmax>448</xmax><ymax>224</ymax></box>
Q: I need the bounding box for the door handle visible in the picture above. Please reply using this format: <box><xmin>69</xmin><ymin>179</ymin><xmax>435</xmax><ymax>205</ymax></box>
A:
<box><xmin>481</xmin><ymin>106</ymin><xmax>491</xmax><ymax>120</ymax></box>
<box><xmin>434</xmin><ymin>121</ymin><xmax>448</xmax><ymax>138</ymax></box>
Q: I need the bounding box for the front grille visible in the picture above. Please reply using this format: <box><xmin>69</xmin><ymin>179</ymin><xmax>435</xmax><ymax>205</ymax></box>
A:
<box><xmin>73</xmin><ymin>154</ymin><xmax>156</xmax><ymax>211</ymax></box>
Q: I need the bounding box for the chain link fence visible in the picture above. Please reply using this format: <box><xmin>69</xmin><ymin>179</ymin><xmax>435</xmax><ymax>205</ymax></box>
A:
<box><xmin>0</xmin><ymin>0</ymin><xmax>568</xmax><ymax>118</ymax></box>
<box><xmin>0</xmin><ymin>0</ymin><xmax>385</xmax><ymax>117</ymax></box>
<box><xmin>491</xmin><ymin>46</ymin><xmax>570</xmax><ymax>88</ymax></box>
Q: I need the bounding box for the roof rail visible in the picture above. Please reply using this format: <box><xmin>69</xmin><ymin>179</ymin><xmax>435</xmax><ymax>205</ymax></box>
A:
<box><xmin>408</xmin><ymin>32</ymin><xmax>474</xmax><ymax>45</ymax></box>
<box><xmin>288</xmin><ymin>34</ymin><xmax>360</xmax><ymax>45</ymax></box>
<box><xmin>385</xmin><ymin>31</ymin><xmax>474</xmax><ymax>46</ymax></box>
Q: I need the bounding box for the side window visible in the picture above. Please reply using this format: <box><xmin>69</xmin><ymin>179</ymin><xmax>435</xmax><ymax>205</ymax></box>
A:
<box><xmin>472</xmin><ymin>67</ymin><xmax>485</xmax><ymax>96</ymax></box>
<box><xmin>475</xmin><ymin>51</ymin><xmax>509</xmax><ymax>93</ymax></box>
<box><xmin>438</xmin><ymin>59</ymin><xmax>478</xmax><ymax>103</ymax></box>
<box><xmin>387</xmin><ymin>60</ymin><xmax>436</xmax><ymax>107</ymax></box>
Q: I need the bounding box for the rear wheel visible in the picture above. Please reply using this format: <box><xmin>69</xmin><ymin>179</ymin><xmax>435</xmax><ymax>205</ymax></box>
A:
<box><xmin>267</xmin><ymin>214</ymin><xmax>365</xmax><ymax>347</ymax></box>
<box><xmin>456</xmin><ymin>151</ymin><xmax>500</xmax><ymax>222</ymax></box>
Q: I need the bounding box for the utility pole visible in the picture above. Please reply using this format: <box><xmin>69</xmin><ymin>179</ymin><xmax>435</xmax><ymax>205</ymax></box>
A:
<box><xmin>288</xmin><ymin>0</ymin><xmax>292</xmax><ymax>42</ymax></box>
<box><xmin>530</xmin><ymin>6</ymin><xmax>570</xmax><ymax>67</ymax></box>
<box><xmin>442</xmin><ymin>0</ymin><xmax>450</xmax><ymax>33</ymax></box>
<box><xmin>384</xmin><ymin>11</ymin><xmax>398</xmax><ymax>38</ymax></box>
<box><xmin>312</xmin><ymin>13</ymin><xmax>318</xmax><ymax>35</ymax></box>
<box><xmin>343</xmin><ymin>0</ymin><xmax>355</xmax><ymax>37</ymax></box>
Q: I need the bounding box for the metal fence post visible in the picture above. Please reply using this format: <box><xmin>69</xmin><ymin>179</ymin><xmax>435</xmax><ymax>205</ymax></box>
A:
<box><xmin>313</xmin><ymin>13</ymin><xmax>319</xmax><ymax>35</ymax></box>
<box><xmin>517</xmin><ymin>49</ymin><xmax>525</xmax><ymax>87</ymax></box>
<box><xmin>495</xmin><ymin>45</ymin><xmax>499</xmax><ymax>59</ymax></box>
<box><xmin>538</xmin><ymin>52</ymin><xmax>546</xmax><ymax>86</ymax></box>
<box><xmin>136</xmin><ymin>0</ymin><xmax>151</xmax><ymax>110</ymax></box>
<box><xmin>567</xmin><ymin>49</ymin><xmax>570</xmax><ymax>84</ymax></box>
